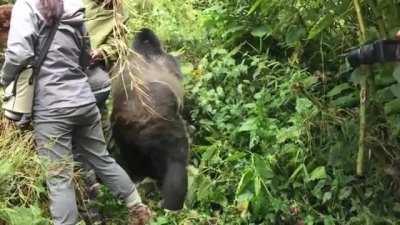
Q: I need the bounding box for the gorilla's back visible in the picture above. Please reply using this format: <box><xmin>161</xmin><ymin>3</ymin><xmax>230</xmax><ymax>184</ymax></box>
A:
<box><xmin>111</xmin><ymin>28</ymin><xmax>187</xmax><ymax>155</ymax></box>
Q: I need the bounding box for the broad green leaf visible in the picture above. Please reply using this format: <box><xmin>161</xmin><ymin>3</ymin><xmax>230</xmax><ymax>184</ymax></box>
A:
<box><xmin>390</xmin><ymin>83</ymin><xmax>400</xmax><ymax>98</ymax></box>
<box><xmin>302</xmin><ymin>76</ymin><xmax>319</xmax><ymax>88</ymax></box>
<box><xmin>376</xmin><ymin>86</ymin><xmax>395</xmax><ymax>102</ymax></box>
<box><xmin>350</xmin><ymin>67</ymin><xmax>364</xmax><ymax>85</ymax></box>
<box><xmin>324</xmin><ymin>216</ymin><xmax>335</xmax><ymax>225</ymax></box>
<box><xmin>307</xmin><ymin>15</ymin><xmax>333</xmax><ymax>39</ymax></box>
<box><xmin>309</xmin><ymin>166</ymin><xmax>327</xmax><ymax>181</ymax></box>
<box><xmin>327</xmin><ymin>83</ymin><xmax>351</xmax><ymax>98</ymax></box>
<box><xmin>339</xmin><ymin>187</ymin><xmax>352</xmax><ymax>200</ymax></box>
<box><xmin>181</xmin><ymin>62</ymin><xmax>194</xmax><ymax>75</ymax></box>
<box><xmin>252</xmin><ymin>190</ymin><xmax>269</xmax><ymax>218</ymax></box>
<box><xmin>277</xmin><ymin>126</ymin><xmax>300</xmax><ymax>143</ymax></box>
<box><xmin>236</xmin><ymin>170</ymin><xmax>254</xmax><ymax>196</ymax></box>
<box><xmin>332</xmin><ymin>94</ymin><xmax>357</xmax><ymax>108</ymax></box>
<box><xmin>296</xmin><ymin>98</ymin><xmax>313</xmax><ymax>114</ymax></box>
<box><xmin>253</xmin><ymin>155</ymin><xmax>274</xmax><ymax>181</ymax></box>
<box><xmin>200</xmin><ymin>143</ymin><xmax>221</xmax><ymax>167</ymax></box>
<box><xmin>305</xmin><ymin>215</ymin><xmax>315</xmax><ymax>225</ymax></box>
<box><xmin>196</xmin><ymin>176</ymin><xmax>213</xmax><ymax>201</ymax></box>
<box><xmin>153</xmin><ymin>217</ymin><xmax>169</xmax><ymax>225</ymax></box>
<box><xmin>238</xmin><ymin>118</ymin><xmax>258</xmax><ymax>132</ymax></box>
<box><xmin>236</xmin><ymin>192</ymin><xmax>253</xmax><ymax>217</ymax></box>
<box><xmin>393</xmin><ymin>64</ymin><xmax>400</xmax><ymax>83</ymax></box>
<box><xmin>285</xmin><ymin>26</ymin><xmax>306</xmax><ymax>44</ymax></box>
<box><xmin>251</xmin><ymin>25</ymin><xmax>271</xmax><ymax>38</ymax></box>
<box><xmin>393</xmin><ymin>203</ymin><xmax>400</xmax><ymax>213</ymax></box>
<box><xmin>384</xmin><ymin>99</ymin><xmax>400</xmax><ymax>115</ymax></box>
<box><xmin>216</xmin><ymin>86</ymin><xmax>224</xmax><ymax>96</ymax></box>
<box><xmin>322</xmin><ymin>192</ymin><xmax>332</xmax><ymax>203</ymax></box>
<box><xmin>375</xmin><ymin>69</ymin><xmax>396</xmax><ymax>86</ymax></box>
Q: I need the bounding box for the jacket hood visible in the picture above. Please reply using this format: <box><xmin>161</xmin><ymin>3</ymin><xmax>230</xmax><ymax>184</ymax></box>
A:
<box><xmin>26</xmin><ymin>0</ymin><xmax>85</xmax><ymax>26</ymax></box>
<box><xmin>61</xmin><ymin>0</ymin><xmax>85</xmax><ymax>26</ymax></box>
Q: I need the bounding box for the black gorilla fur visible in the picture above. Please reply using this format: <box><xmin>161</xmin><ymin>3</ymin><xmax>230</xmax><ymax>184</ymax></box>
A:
<box><xmin>111</xmin><ymin>28</ymin><xmax>189</xmax><ymax>211</ymax></box>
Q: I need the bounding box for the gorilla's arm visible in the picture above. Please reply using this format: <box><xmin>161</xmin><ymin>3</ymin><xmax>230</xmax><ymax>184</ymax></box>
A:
<box><xmin>148</xmin><ymin>81</ymin><xmax>181</xmax><ymax>119</ymax></box>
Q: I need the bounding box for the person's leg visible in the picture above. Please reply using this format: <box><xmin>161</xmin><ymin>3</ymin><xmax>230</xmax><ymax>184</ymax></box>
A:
<box><xmin>73</xmin><ymin>153</ymin><xmax>100</xmax><ymax>197</ymax></box>
<box><xmin>73</xmin><ymin>94</ymin><xmax>112</xmax><ymax>224</ymax></box>
<box><xmin>97</xmin><ymin>99</ymin><xmax>113</xmax><ymax>149</ymax></box>
<box><xmin>73</xmin><ymin>153</ymin><xmax>104</xmax><ymax>225</ymax></box>
<box><xmin>72</xmin><ymin>104</ymin><xmax>151</xmax><ymax>224</ymax></box>
<box><xmin>34</xmin><ymin>118</ymin><xmax>78</xmax><ymax>225</ymax></box>
<box><xmin>73</xmin><ymin>116</ymin><xmax>138</xmax><ymax>203</ymax></box>
<box><xmin>72</xmin><ymin>97</ymin><xmax>109</xmax><ymax>225</ymax></box>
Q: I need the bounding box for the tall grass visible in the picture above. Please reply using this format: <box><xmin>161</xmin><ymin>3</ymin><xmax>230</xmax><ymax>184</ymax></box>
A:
<box><xmin>0</xmin><ymin>118</ymin><xmax>50</xmax><ymax>225</ymax></box>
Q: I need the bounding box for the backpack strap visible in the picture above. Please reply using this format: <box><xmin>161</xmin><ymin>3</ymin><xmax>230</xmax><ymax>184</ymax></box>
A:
<box><xmin>29</xmin><ymin>21</ymin><xmax>60</xmax><ymax>84</ymax></box>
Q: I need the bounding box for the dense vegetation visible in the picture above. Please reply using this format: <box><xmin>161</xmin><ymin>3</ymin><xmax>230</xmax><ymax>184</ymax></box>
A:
<box><xmin>1</xmin><ymin>0</ymin><xmax>400</xmax><ymax>224</ymax></box>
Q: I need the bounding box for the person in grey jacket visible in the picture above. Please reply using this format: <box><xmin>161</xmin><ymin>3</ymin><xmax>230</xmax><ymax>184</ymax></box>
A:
<box><xmin>0</xmin><ymin>0</ymin><xmax>151</xmax><ymax>225</ymax></box>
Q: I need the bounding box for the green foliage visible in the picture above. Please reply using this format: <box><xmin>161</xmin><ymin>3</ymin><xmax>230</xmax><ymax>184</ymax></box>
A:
<box><xmin>141</xmin><ymin>0</ymin><xmax>400</xmax><ymax>224</ymax></box>
<box><xmin>0</xmin><ymin>206</ymin><xmax>49</xmax><ymax>225</ymax></box>
<box><xmin>180</xmin><ymin>46</ymin><xmax>398</xmax><ymax>224</ymax></box>
<box><xmin>0</xmin><ymin>127</ymin><xmax>50</xmax><ymax>225</ymax></box>
<box><xmin>125</xmin><ymin>0</ymin><xmax>205</xmax><ymax>53</ymax></box>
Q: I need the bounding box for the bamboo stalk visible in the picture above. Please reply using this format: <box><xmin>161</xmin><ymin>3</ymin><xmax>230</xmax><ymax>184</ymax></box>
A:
<box><xmin>353</xmin><ymin>0</ymin><xmax>369</xmax><ymax>177</ymax></box>
<box><xmin>353</xmin><ymin>0</ymin><xmax>367</xmax><ymax>41</ymax></box>
<box><xmin>370</xmin><ymin>0</ymin><xmax>387</xmax><ymax>39</ymax></box>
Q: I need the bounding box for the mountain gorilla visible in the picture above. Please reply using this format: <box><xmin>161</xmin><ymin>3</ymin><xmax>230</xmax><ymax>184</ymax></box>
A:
<box><xmin>111</xmin><ymin>28</ymin><xmax>189</xmax><ymax>211</ymax></box>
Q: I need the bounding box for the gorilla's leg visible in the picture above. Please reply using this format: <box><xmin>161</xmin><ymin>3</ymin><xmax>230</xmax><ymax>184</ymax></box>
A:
<box><xmin>161</xmin><ymin>160</ymin><xmax>187</xmax><ymax>211</ymax></box>
<box><xmin>161</xmin><ymin>144</ymin><xmax>188</xmax><ymax>211</ymax></box>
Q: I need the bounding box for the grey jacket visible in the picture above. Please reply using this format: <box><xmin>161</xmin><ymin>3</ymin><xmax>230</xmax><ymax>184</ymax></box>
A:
<box><xmin>0</xmin><ymin>0</ymin><xmax>96</xmax><ymax>111</ymax></box>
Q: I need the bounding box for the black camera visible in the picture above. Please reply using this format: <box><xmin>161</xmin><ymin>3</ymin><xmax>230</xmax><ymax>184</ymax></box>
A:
<box><xmin>346</xmin><ymin>40</ymin><xmax>400</xmax><ymax>68</ymax></box>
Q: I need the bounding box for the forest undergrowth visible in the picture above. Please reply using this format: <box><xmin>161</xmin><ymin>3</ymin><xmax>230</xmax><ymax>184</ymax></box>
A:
<box><xmin>1</xmin><ymin>0</ymin><xmax>400</xmax><ymax>224</ymax></box>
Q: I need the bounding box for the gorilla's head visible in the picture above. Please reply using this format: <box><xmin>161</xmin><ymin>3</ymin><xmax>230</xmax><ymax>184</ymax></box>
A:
<box><xmin>131</xmin><ymin>28</ymin><xmax>183</xmax><ymax>81</ymax></box>
<box><xmin>132</xmin><ymin>28</ymin><xmax>164</xmax><ymax>60</ymax></box>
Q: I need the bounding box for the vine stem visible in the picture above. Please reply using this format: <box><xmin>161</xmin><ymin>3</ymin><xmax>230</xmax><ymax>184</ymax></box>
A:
<box><xmin>353</xmin><ymin>0</ymin><xmax>369</xmax><ymax>177</ymax></box>
<box><xmin>369</xmin><ymin>0</ymin><xmax>387</xmax><ymax>38</ymax></box>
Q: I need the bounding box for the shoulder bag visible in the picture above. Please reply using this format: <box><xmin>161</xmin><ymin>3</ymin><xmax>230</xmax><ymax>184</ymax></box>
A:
<box><xmin>2</xmin><ymin>21</ymin><xmax>60</xmax><ymax>124</ymax></box>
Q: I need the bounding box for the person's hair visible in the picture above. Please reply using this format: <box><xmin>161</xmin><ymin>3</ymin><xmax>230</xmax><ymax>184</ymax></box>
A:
<box><xmin>38</xmin><ymin>0</ymin><xmax>64</xmax><ymax>25</ymax></box>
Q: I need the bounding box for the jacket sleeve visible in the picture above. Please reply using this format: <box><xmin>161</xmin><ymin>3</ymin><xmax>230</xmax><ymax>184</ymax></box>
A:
<box><xmin>0</xmin><ymin>0</ymin><xmax>38</xmax><ymax>86</ymax></box>
<box><xmin>97</xmin><ymin>7</ymin><xmax>128</xmax><ymax>67</ymax></box>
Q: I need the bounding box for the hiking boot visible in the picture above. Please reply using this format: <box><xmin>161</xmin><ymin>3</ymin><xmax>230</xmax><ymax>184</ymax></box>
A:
<box><xmin>128</xmin><ymin>203</ymin><xmax>151</xmax><ymax>225</ymax></box>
